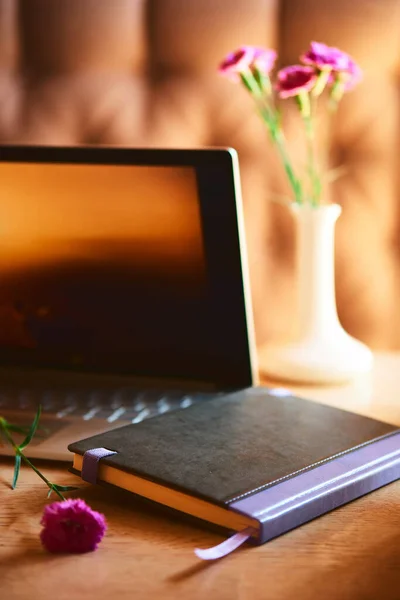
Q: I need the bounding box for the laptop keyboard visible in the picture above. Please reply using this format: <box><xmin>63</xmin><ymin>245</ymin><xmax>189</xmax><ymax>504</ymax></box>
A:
<box><xmin>0</xmin><ymin>387</ymin><xmax>222</xmax><ymax>424</ymax></box>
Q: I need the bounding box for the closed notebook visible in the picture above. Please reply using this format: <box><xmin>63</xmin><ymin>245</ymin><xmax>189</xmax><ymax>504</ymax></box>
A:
<box><xmin>68</xmin><ymin>388</ymin><xmax>400</xmax><ymax>555</ymax></box>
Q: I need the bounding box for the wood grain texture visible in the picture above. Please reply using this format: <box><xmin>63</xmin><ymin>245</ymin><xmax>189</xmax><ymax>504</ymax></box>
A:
<box><xmin>1</xmin><ymin>353</ymin><xmax>400</xmax><ymax>600</ymax></box>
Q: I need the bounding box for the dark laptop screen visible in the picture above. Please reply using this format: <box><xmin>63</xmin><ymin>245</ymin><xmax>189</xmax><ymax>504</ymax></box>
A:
<box><xmin>0</xmin><ymin>148</ymin><xmax>254</xmax><ymax>388</ymax></box>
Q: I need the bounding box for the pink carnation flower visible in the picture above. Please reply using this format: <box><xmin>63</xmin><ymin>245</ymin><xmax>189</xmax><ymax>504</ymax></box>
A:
<box><xmin>301</xmin><ymin>41</ymin><xmax>350</xmax><ymax>71</ymax></box>
<box><xmin>336</xmin><ymin>57</ymin><xmax>363</xmax><ymax>90</ymax></box>
<box><xmin>276</xmin><ymin>65</ymin><xmax>317</xmax><ymax>98</ymax></box>
<box><xmin>252</xmin><ymin>47</ymin><xmax>277</xmax><ymax>74</ymax></box>
<box><xmin>219</xmin><ymin>46</ymin><xmax>276</xmax><ymax>80</ymax></box>
<box><xmin>40</xmin><ymin>499</ymin><xmax>107</xmax><ymax>554</ymax></box>
<box><xmin>302</xmin><ymin>41</ymin><xmax>362</xmax><ymax>90</ymax></box>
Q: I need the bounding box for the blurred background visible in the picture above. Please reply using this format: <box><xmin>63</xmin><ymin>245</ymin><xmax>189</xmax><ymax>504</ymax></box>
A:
<box><xmin>0</xmin><ymin>0</ymin><xmax>400</xmax><ymax>352</ymax></box>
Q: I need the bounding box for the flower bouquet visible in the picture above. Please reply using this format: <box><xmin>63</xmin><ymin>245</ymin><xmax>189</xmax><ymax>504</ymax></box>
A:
<box><xmin>219</xmin><ymin>41</ymin><xmax>361</xmax><ymax>207</ymax></box>
<box><xmin>219</xmin><ymin>42</ymin><xmax>373</xmax><ymax>384</ymax></box>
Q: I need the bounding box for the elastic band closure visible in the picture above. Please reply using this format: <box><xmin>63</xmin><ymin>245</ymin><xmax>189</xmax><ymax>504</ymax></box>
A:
<box><xmin>194</xmin><ymin>527</ymin><xmax>256</xmax><ymax>560</ymax></box>
<box><xmin>81</xmin><ymin>447</ymin><xmax>118</xmax><ymax>484</ymax></box>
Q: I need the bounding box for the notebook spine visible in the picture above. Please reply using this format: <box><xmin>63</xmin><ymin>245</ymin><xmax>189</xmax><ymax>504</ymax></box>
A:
<box><xmin>230</xmin><ymin>432</ymin><xmax>400</xmax><ymax>544</ymax></box>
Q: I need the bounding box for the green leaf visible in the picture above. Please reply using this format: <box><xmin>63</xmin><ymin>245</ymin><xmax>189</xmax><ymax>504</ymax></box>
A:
<box><xmin>52</xmin><ymin>484</ymin><xmax>79</xmax><ymax>492</ymax></box>
<box><xmin>47</xmin><ymin>483</ymin><xmax>79</xmax><ymax>499</ymax></box>
<box><xmin>19</xmin><ymin>405</ymin><xmax>42</xmax><ymax>450</ymax></box>
<box><xmin>12</xmin><ymin>454</ymin><xmax>21</xmax><ymax>489</ymax></box>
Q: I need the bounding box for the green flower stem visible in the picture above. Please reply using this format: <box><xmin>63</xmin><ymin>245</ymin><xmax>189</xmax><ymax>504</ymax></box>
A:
<box><xmin>252</xmin><ymin>67</ymin><xmax>272</xmax><ymax>96</ymax></box>
<box><xmin>329</xmin><ymin>79</ymin><xmax>345</xmax><ymax>112</ymax></box>
<box><xmin>271</xmin><ymin>126</ymin><xmax>303</xmax><ymax>204</ymax></box>
<box><xmin>240</xmin><ymin>71</ymin><xmax>303</xmax><ymax>204</ymax></box>
<box><xmin>240</xmin><ymin>72</ymin><xmax>263</xmax><ymax>97</ymax></box>
<box><xmin>312</xmin><ymin>69</ymin><xmax>331</xmax><ymax>97</ymax></box>
<box><xmin>21</xmin><ymin>455</ymin><xmax>66</xmax><ymax>500</ymax></box>
<box><xmin>257</xmin><ymin>98</ymin><xmax>303</xmax><ymax>204</ymax></box>
<box><xmin>260</xmin><ymin>108</ymin><xmax>303</xmax><ymax>204</ymax></box>
<box><xmin>0</xmin><ymin>417</ymin><xmax>66</xmax><ymax>500</ymax></box>
<box><xmin>298</xmin><ymin>91</ymin><xmax>321</xmax><ymax>206</ymax></box>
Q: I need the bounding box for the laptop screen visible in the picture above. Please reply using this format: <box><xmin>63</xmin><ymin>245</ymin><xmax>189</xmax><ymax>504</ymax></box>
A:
<box><xmin>0</xmin><ymin>147</ymin><xmax>255</xmax><ymax>389</ymax></box>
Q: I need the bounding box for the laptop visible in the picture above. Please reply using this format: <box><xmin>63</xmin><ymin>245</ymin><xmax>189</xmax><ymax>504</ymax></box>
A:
<box><xmin>0</xmin><ymin>145</ymin><xmax>258</xmax><ymax>460</ymax></box>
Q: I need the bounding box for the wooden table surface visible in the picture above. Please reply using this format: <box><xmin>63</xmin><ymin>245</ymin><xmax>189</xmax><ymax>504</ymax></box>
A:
<box><xmin>1</xmin><ymin>353</ymin><xmax>400</xmax><ymax>600</ymax></box>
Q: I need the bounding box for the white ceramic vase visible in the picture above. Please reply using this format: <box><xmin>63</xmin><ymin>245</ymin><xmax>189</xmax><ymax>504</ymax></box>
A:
<box><xmin>261</xmin><ymin>203</ymin><xmax>373</xmax><ymax>384</ymax></box>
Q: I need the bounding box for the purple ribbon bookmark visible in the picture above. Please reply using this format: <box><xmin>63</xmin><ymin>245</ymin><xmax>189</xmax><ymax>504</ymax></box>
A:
<box><xmin>194</xmin><ymin>527</ymin><xmax>256</xmax><ymax>560</ymax></box>
<box><xmin>81</xmin><ymin>447</ymin><xmax>118</xmax><ymax>484</ymax></box>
